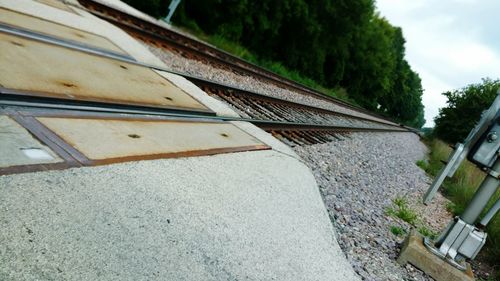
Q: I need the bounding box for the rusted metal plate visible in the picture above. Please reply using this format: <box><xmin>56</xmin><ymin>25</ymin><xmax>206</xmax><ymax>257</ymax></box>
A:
<box><xmin>0</xmin><ymin>32</ymin><xmax>211</xmax><ymax>113</ymax></box>
<box><xmin>36</xmin><ymin>116</ymin><xmax>269</xmax><ymax>164</ymax></box>
<box><xmin>0</xmin><ymin>8</ymin><xmax>123</xmax><ymax>53</ymax></box>
<box><xmin>0</xmin><ymin>115</ymin><xmax>62</xmax><ymax>168</ymax></box>
<box><xmin>35</xmin><ymin>0</ymin><xmax>76</xmax><ymax>14</ymax></box>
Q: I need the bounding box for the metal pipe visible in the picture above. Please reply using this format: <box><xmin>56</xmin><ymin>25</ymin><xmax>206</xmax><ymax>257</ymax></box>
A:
<box><xmin>479</xmin><ymin>199</ymin><xmax>500</xmax><ymax>227</ymax></box>
<box><xmin>460</xmin><ymin>158</ymin><xmax>500</xmax><ymax>224</ymax></box>
<box><xmin>163</xmin><ymin>0</ymin><xmax>181</xmax><ymax>24</ymax></box>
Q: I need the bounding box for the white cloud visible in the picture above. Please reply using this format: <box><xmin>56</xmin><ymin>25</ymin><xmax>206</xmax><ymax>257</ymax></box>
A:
<box><xmin>418</xmin><ymin>69</ymin><xmax>452</xmax><ymax>125</ymax></box>
<box><xmin>376</xmin><ymin>0</ymin><xmax>500</xmax><ymax>127</ymax></box>
<box><xmin>446</xmin><ymin>43</ymin><xmax>498</xmax><ymax>71</ymax></box>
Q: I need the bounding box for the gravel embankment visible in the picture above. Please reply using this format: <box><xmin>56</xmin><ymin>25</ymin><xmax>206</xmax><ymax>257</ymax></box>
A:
<box><xmin>294</xmin><ymin>132</ymin><xmax>451</xmax><ymax>281</ymax></box>
<box><xmin>143</xmin><ymin>43</ymin><xmax>396</xmax><ymax>126</ymax></box>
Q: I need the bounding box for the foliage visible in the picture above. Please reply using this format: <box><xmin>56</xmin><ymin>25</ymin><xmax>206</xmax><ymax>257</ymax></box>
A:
<box><xmin>343</xmin><ymin>16</ymin><xmax>425</xmax><ymax>127</ymax></box>
<box><xmin>386</xmin><ymin>197</ymin><xmax>418</xmax><ymax>226</ymax></box>
<box><xmin>185</xmin><ymin>29</ymin><xmax>355</xmax><ymax>103</ymax></box>
<box><xmin>122</xmin><ymin>0</ymin><xmax>169</xmax><ymax>18</ymax></box>
<box><xmin>386</xmin><ymin>197</ymin><xmax>437</xmax><ymax>239</ymax></box>
<box><xmin>434</xmin><ymin>78</ymin><xmax>500</xmax><ymax>144</ymax></box>
<box><xmin>420</xmin><ymin>127</ymin><xmax>434</xmax><ymax>138</ymax></box>
<box><xmin>123</xmin><ymin>0</ymin><xmax>426</xmax><ymax>127</ymax></box>
<box><xmin>418</xmin><ymin>138</ymin><xmax>499</xmax><ymax>268</ymax></box>
<box><xmin>416</xmin><ymin>159</ymin><xmax>427</xmax><ymax>170</ymax></box>
<box><xmin>478</xmin><ymin>277</ymin><xmax>498</xmax><ymax>281</ymax></box>
<box><xmin>390</xmin><ymin>225</ymin><xmax>406</xmax><ymax>236</ymax></box>
<box><xmin>417</xmin><ymin>226</ymin><xmax>438</xmax><ymax>240</ymax></box>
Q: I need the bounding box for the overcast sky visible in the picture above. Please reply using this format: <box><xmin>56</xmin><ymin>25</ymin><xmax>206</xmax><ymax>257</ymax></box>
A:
<box><xmin>376</xmin><ymin>0</ymin><xmax>500</xmax><ymax>127</ymax></box>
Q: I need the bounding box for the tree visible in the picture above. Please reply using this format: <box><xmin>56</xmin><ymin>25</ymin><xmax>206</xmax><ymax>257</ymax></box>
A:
<box><xmin>341</xmin><ymin>15</ymin><xmax>425</xmax><ymax>127</ymax></box>
<box><xmin>434</xmin><ymin>78</ymin><xmax>500</xmax><ymax>144</ymax></box>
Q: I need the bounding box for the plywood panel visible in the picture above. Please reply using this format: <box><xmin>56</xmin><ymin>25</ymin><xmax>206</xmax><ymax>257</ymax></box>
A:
<box><xmin>37</xmin><ymin>117</ymin><xmax>268</xmax><ymax>162</ymax></box>
<box><xmin>0</xmin><ymin>33</ymin><xmax>209</xmax><ymax>112</ymax></box>
<box><xmin>0</xmin><ymin>8</ymin><xmax>123</xmax><ymax>53</ymax></box>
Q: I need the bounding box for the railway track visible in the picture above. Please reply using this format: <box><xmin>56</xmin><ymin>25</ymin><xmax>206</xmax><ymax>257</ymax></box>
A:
<box><xmin>0</xmin><ymin>5</ymin><xmax>414</xmax><ymax>177</ymax></box>
<box><xmin>76</xmin><ymin>0</ymin><xmax>399</xmax><ymax>126</ymax></box>
<box><xmin>1</xmin><ymin>11</ymin><xmax>410</xmax><ymax>144</ymax></box>
<box><xmin>0</xmin><ymin>7</ymin><xmax>410</xmax><ymax>152</ymax></box>
<box><xmin>187</xmin><ymin>76</ymin><xmax>400</xmax><ymax>130</ymax></box>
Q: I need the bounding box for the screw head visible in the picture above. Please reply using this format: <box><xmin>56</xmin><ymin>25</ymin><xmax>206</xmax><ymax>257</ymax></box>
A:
<box><xmin>487</xmin><ymin>131</ymin><xmax>497</xmax><ymax>142</ymax></box>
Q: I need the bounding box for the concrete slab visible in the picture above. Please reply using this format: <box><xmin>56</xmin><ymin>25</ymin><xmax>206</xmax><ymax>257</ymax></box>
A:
<box><xmin>398</xmin><ymin>230</ymin><xmax>475</xmax><ymax>281</ymax></box>
<box><xmin>0</xmin><ymin>150</ymin><xmax>360</xmax><ymax>281</ymax></box>
<box><xmin>0</xmin><ymin>115</ymin><xmax>62</xmax><ymax>168</ymax></box>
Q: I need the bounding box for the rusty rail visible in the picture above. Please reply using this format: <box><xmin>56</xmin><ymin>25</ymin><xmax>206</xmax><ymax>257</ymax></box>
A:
<box><xmin>186</xmin><ymin>76</ymin><xmax>404</xmax><ymax>131</ymax></box>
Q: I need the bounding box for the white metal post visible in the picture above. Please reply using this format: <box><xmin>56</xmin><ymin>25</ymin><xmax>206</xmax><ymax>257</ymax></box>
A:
<box><xmin>163</xmin><ymin>0</ymin><xmax>181</xmax><ymax>24</ymax></box>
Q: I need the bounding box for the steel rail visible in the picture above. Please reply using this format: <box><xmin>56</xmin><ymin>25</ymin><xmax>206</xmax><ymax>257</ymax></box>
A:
<box><xmin>0</xmin><ymin>98</ymin><xmax>406</xmax><ymax>132</ymax></box>
<box><xmin>75</xmin><ymin>0</ymin><xmax>401</xmax><ymax>125</ymax></box>
<box><xmin>185</xmin><ymin>76</ymin><xmax>404</xmax><ymax>130</ymax></box>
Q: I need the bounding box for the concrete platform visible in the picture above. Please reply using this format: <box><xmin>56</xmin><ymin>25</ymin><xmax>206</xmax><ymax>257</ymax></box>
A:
<box><xmin>0</xmin><ymin>150</ymin><xmax>360</xmax><ymax>281</ymax></box>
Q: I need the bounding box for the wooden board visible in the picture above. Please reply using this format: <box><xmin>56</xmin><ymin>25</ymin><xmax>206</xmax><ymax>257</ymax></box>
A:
<box><xmin>0</xmin><ymin>8</ymin><xmax>123</xmax><ymax>53</ymax></box>
<box><xmin>37</xmin><ymin>117</ymin><xmax>268</xmax><ymax>163</ymax></box>
<box><xmin>0</xmin><ymin>32</ymin><xmax>210</xmax><ymax>112</ymax></box>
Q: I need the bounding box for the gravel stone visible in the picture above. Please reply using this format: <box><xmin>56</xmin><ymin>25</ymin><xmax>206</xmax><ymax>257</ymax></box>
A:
<box><xmin>293</xmin><ymin>132</ymin><xmax>450</xmax><ymax>281</ymax></box>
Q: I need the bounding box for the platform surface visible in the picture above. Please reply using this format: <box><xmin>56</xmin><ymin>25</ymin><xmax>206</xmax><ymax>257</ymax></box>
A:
<box><xmin>0</xmin><ymin>150</ymin><xmax>360</xmax><ymax>281</ymax></box>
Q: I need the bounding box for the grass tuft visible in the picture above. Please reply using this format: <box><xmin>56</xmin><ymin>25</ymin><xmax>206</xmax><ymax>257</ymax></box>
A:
<box><xmin>390</xmin><ymin>226</ymin><xmax>406</xmax><ymax>236</ymax></box>
<box><xmin>386</xmin><ymin>197</ymin><xmax>438</xmax><ymax>240</ymax></box>
<box><xmin>386</xmin><ymin>197</ymin><xmax>418</xmax><ymax>226</ymax></box>
<box><xmin>416</xmin><ymin>159</ymin><xmax>427</xmax><ymax>170</ymax></box>
<box><xmin>417</xmin><ymin>226</ymin><xmax>438</xmax><ymax>240</ymax></box>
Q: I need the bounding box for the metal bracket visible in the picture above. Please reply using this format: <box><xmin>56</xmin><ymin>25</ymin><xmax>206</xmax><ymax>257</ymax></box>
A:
<box><xmin>487</xmin><ymin>168</ymin><xmax>500</xmax><ymax>179</ymax></box>
<box><xmin>423</xmin><ymin>237</ymin><xmax>467</xmax><ymax>271</ymax></box>
<box><xmin>424</xmin><ymin>217</ymin><xmax>487</xmax><ymax>270</ymax></box>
